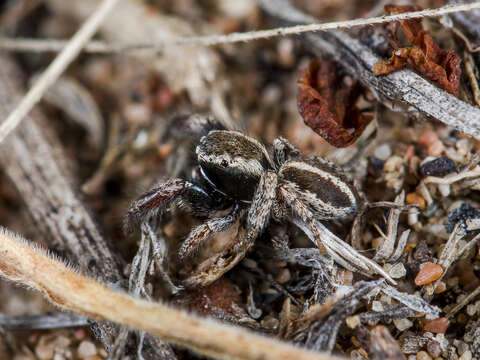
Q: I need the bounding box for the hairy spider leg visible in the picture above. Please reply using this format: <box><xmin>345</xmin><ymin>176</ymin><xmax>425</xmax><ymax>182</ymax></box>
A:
<box><xmin>235</xmin><ymin>170</ymin><xmax>278</xmax><ymax>254</ymax></box>
<box><xmin>272</xmin><ymin>137</ymin><xmax>300</xmax><ymax>169</ymax></box>
<box><xmin>278</xmin><ymin>185</ymin><xmax>396</xmax><ymax>284</ymax></box>
<box><xmin>178</xmin><ymin>204</ymin><xmax>242</xmax><ymax>259</ymax></box>
<box><xmin>169</xmin><ymin>113</ymin><xmax>226</xmax><ymax>141</ymax></box>
<box><xmin>124</xmin><ymin>178</ymin><xmax>232</xmax><ymax>234</ymax></box>
<box><xmin>181</xmin><ymin>171</ymin><xmax>279</xmax><ymax>287</ymax></box>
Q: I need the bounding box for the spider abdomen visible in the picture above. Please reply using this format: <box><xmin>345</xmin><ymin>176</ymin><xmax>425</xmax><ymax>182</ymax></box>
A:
<box><xmin>279</xmin><ymin>158</ymin><xmax>360</xmax><ymax>219</ymax></box>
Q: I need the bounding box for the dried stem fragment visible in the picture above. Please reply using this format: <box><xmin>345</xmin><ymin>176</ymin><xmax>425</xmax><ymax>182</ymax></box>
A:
<box><xmin>0</xmin><ymin>228</ymin><xmax>340</xmax><ymax>360</ymax></box>
<box><xmin>374</xmin><ymin>191</ymin><xmax>404</xmax><ymax>263</ymax></box>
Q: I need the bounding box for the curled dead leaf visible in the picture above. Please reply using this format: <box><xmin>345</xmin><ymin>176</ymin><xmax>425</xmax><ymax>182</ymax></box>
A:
<box><xmin>374</xmin><ymin>4</ymin><xmax>461</xmax><ymax>96</ymax></box>
<box><xmin>297</xmin><ymin>60</ymin><xmax>373</xmax><ymax>148</ymax></box>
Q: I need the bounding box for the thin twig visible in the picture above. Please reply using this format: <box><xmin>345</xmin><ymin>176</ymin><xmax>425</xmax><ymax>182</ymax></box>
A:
<box><xmin>423</xmin><ymin>169</ymin><xmax>480</xmax><ymax>185</ymax></box>
<box><xmin>374</xmin><ymin>191</ymin><xmax>404</xmax><ymax>263</ymax></box>
<box><xmin>0</xmin><ymin>0</ymin><xmax>120</xmax><ymax>144</ymax></box>
<box><xmin>0</xmin><ymin>313</ymin><xmax>89</xmax><ymax>330</ymax></box>
<box><xmin>426</xmin><ymin>223</ymin><xmax>464</xmax><ymax>295</ymax></box>
<box><xmin>0</xmin><ymin>228</ymin><xmax>340</xmax><ymax>360</ymax></box>
<box><xmin>1</xmin><ymin>2</ymin><xmax>480</xmax><ymax>53</ymax></box>
<box><xmin>447</xmin><ymin>284</ymin><xmax>480</xmax><ymax>318</ymax></box>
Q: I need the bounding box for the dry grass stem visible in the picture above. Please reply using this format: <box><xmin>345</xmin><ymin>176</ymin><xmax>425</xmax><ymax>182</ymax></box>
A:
<box><xmin>1</xmin><ymin>2</ymin><xmax>480</xmax><ymax>53</ymax></box>
<box><xmin>423</xmin><ymin>168</ymin><xmax>480</xmax><ymax>185</ymax></box>
<box><xmin>293</xmin><ymin>218</ymin><xmax>396</xmax><ymax>285</ymax></box>
<box><xmin>374</xmin><ymin>191</ymin><xmax>404</xmax><ymax>263</ymax></box>
<box><xmin>0</xmin><ymin>228</ymin><xmax>341</xmax><ymax>360</ymax></box>
<box><xmin>447</xmin><ymin>284</ymin><xmax>480</xmax><ymax>318</ymax></box>
<box><xmin>0</xmin><ymin>0</ymin><xmax>120</xmax><ymax>144</ymax></box>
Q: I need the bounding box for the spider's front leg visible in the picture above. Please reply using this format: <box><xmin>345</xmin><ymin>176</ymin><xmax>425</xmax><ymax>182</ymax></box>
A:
<box><xmin>272</xmin><ymin>137</ymin><xmax>300</xmax><ymax>168</ymax></box>
<box><xmin>168</xmin><ymin>113</ymin><xmax>226</xmax><ymax>141</ymax></box>
<box><xmin>178</xmin><ymin>204</ymin><xmax>243</xmax><ymax>259</ymax></box>
<box><xmin>124</xmin><ymin>178</ymin><xmax>227</xmax><ymax>234</ymax></box>
<box><xmin>180</xmin><ymin>171</ymin><xmax>278</xmax><ymax>261</ymax></box>
<box><xmin>124</xmin><ymin>179</ymin><xmax>187</xmax><ymax>234</ymax></box>
<box><xmin>235</xmin><ymin>170</ymin><xmax>278</xmax><ymax>254</ymax></box>
<box><xmin>180</xmin><ymin>171</ymin><xmax>278</xmax><ymax>287</ymax></box>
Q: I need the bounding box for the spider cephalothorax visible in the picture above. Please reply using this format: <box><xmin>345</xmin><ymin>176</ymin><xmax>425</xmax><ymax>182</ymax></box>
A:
<box><xmin>125</xmin><ymin>115</ymin><xmax>394</xmax><ymax>287</ymax></box>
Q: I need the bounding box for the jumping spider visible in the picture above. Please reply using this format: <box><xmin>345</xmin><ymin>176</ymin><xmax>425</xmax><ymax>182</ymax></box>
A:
<box><xmin>125</xmin><ymin>115</ymin><xmax>395</xmax><ymax>287</ymax></box>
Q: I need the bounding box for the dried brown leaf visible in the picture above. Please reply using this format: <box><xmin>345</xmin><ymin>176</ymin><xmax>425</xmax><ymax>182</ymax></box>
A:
<box><xmin>374</xmin><ymin>4</ymin><xmax>461</xmax><ymax>95</ymax></box>
<box><xmin>297</xmin><ymin>60</ymin><xmax>373</xmax><ymax>148</ymax></box>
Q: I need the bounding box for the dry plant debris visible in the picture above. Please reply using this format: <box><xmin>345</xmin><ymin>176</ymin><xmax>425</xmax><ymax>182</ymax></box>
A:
<box><xmin>297</xmin><ymin>60</ymin><xmax>373</xmax><ymax>147</ymax></box>
<box><xmin>1</xmin><ymin>0</ymin><xmax>480</xmax><ymax>359</ymax></box>
<box><xmin>0</xmin><ymin>228</ymin><xmax>339</xmax><ymax>360</ymax></box>
<box><xmin>373</xmin><ymin>4</ymin><xmax>462</xmax><ymax>96</ymax></box>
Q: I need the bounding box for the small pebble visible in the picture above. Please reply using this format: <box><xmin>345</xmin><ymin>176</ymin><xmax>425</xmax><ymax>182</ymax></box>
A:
<box><xmin>367</xmin><ymin>156</ymin><xmax>385</xmax><ymax>177</ymax></box>
<box><xmin>393</xmin><ymin>318</ymin><xmax>413</xmax><ymax>331</ymax></box>
<box><xmin>350</xmin><ymin>350</ymin><xmax>366</xmax><ymax>360</ymax></box>
<box><xmin>455</xmin><ymin>340</ymin><xmax>469</xmax><ymax>355</ymax></box>
<box><xmin>261</xmin><ymin>315</ymin><xmax>279</xmax><ymax>330</ymax></box>
<box><xmin>434</xmin><ymin>333</ymin><xmax>448</xmax><ymax>351</ymax></box>
<box><xmin>133</xmin><ymin>130</ymin><xmax>148</xmax><ymax>149</ymax></box>
<box><xmin>77</xmin><ymin>341</ymin><xmax>97</xmax><ymax>358</ymax></box>
<box><xmin>374</xmin><ymin>144</ymin><xmax>392</xmax><ymax>160</ymax></box>
<box><xmin>346</xmin><ymin>315</ymin><xmax>361</xmax><ymax>329</ymax></box>
<box><xmin>427</xmin><ymin>141</ymin><xmax>445</xmax><ymax>157</ymax></box>
<box><xmin>35</xmin><ymin>342</ymin><xmax>54</xmax><ymax>360</ymax></box>
<box><xmin>416</xmin><ymin>350</ymin><xmax>432</xmax><ymax>360</ymax></box>
<box><xmin>383</xmin><ymin>155</ymin><xmax>403</xmax><ymax>172</ymax></box>
<box><xmin>371</xmin><ymin>301</ymin><xmax>384</xmax><ymax>312</ymax></box>
<box><xmin>415</xmin><ymin>262</ymin><xmax>443</xmax><ymax>286</ymax></box>
<box><xmin>389</xmin><ymin>263</ymin><xmax>407</xmax><ymax>278</ymax></box>
<box><xmin>459</xmin><ymin>350</ymin><xmax>472</xmax><ymax>360</ymax></box>
<box><xmin>434</xmin><ymin>281</ymin><xmax>447</xmax><ymax>294</ymax></box>
<box><xmin>418</xmin><ymin>130</ymin><xmax>439</xmax><ymax>148</ymax></box>
<box><xmin>379</xmin><ymin>294</ymin><xmax>392</xmax><ymax>305</ymax></box>
<box><xmin>456</xmin><ymin>138</ymin><xmax>470</xmax><ymax>155</ymax></box>
<box><xmin>466</xmin><ymin>304</ymin><xmax>476</xmax><ymax>316</ymax></box>
<box><xmin>275</xmin><ymin>268</ymin><xmax>291</xmax><ymax>284</ymax></box>
<box><xmin>426</xmin><ymin>340</ymin><xmax>442</xmax><ymax>358</ymax></box>
<box><xmin>419</xmin><ymin>156</ymin><xmax>456</xmax><ymax>177</ymax></box>
<box><xmin>438</xmin><ymin>183</ymin><xmax>451</xmax><ymax>197</ymax></box>
<box><xmin>446</xmin><ymin>146</ymin><xmax>464</xmax><ymax>162</ymax></box>
<box><xmin>406</xmin><ymin>192</ymin><xmax>426</xmax><ymax>209</ymax></box>
<box><xmin>423</xmin><ymin>317</ymin><xmax>449</xmax><ymax>334</ymax></box>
